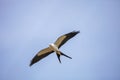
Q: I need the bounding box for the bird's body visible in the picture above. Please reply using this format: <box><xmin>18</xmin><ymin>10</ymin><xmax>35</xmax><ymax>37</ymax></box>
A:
<box><xmin>30</xmin><ymin>31</ymin><xmax>80</xmax><ymax>66</ymax></box>
<box><xmin>49</xmin><ymin>43</ymin><xmax>60</xmax><ymax>52</ymax></box>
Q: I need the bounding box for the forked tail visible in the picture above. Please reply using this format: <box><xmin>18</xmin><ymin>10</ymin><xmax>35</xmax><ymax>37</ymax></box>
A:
<box><xmin>56</xmin><ymin>51</ymin><xmax>72</xmax><ymax>63</ymax></box>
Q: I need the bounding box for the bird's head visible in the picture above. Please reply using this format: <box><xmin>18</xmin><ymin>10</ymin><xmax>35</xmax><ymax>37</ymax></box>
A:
<box><xmin>49</xmin><ymin>43</ymin><xmax>54</xmax><ymax>46</ymax></box>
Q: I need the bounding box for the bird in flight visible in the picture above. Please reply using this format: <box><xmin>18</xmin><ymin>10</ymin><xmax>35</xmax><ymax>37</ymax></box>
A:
<box><xmin>30</xmin><ymin>30</ymin><xmax>80</xmax><ymax>66</ymax></box>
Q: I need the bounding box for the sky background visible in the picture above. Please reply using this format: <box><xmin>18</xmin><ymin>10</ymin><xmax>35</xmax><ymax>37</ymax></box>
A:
<box><xmin>0</xmin><ymin>0</ymin><xmax>120</xmax><ymax>80</ymax></box>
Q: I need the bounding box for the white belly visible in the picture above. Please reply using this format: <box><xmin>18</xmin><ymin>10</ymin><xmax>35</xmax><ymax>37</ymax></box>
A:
<box><xmin>49</xmin><ymin>43</ymin><xmax>59</xmax><ymax>52</ymax></box>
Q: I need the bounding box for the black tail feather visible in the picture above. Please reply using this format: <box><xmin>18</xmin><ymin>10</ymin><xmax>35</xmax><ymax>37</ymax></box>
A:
<box><xmin>56</xmin><ymin>51</ymin><xmax>72</xmax><ymax>63</ymax></box>
<box><xmin>56</xmin><ymin>54</ymin><xmax>61</xmax><ymax>63</ymax></box>
<box><xmin>60</xmin><ymin>52</ymin><xmax>72</xmax><ymax>59</ymax></box>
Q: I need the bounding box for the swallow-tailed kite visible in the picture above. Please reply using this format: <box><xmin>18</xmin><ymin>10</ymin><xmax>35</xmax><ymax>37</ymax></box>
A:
<box><xmin>30</xmin><ymin>31</ymin><xmax>80</xmax><ymax>66</ymax></box>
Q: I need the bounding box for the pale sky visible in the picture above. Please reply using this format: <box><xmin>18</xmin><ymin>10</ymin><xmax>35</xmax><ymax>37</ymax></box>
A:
<box><xmin>0</xmin><ymin>0</ymin><xmax>120</xmax><ymax>80</ymax></box>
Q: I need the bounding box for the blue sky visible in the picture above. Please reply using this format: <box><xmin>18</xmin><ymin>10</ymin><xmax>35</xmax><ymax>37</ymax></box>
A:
<box><xmin>0</xmin><ymin>0</ymin><xmax>120</xmax><ymax>80</ymax></box>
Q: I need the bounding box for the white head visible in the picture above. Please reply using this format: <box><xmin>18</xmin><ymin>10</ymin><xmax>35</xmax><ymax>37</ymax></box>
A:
<box><xmin>49</xmin><ymin>43</ymin><xmax>54</xmax><ymax>47</ymax></box>
<box><xmin>49</xmin><ymin>43</ymin><xmax>59</xmax><ymax>51</ymax></box>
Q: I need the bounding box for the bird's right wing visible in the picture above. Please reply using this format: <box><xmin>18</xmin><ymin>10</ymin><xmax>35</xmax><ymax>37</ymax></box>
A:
<box><xmin>30</xmin><ymin>47</ymin><xmax>53</xmax><ymax>66</ymax></box>
<box><xmin>54</xmin><ymin>31</ymin><xmax>80</xmax><ymax>48</ymax></box>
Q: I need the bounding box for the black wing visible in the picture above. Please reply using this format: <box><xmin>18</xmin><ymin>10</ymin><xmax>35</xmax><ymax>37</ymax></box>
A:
<box><xmin>54</xmin><ymin>31</ymin><xmax>80</xmax><ymax>48</ymax></box>
<box><xmin>30</xmin><ymin>47</ymin><xmax>53</xmax><ymax>66</ymax></box>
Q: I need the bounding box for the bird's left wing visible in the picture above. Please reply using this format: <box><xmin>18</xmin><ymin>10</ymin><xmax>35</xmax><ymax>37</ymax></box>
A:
<box><xmin>30</xmin><ymin>47</ymin><xmax>53</xmax><ymax>66</ymax></box>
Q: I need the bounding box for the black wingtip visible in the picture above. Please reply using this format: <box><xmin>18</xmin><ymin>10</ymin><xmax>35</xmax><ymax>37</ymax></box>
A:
<box><xmin>77</xmin><ymin>30</ymin><xmax>80</xmax><ymax>33</ymax></box>
<box><xmin>73</xmin><ymin>30</ymin><xmax>80</xmax><ymax>34</ymax></box>
<box><xmin>29</xmin><ymin>60</ymin><xmax>34</xmax><ymax>67</ymax></box>
<box><xmin>29</xmin><ymin>55</ymin><xmax>39</xmax><ymax>67</ymax></box>
<box><xmin>29</xmin><ymin>62</ymin><xmax>33</xmax><ymax>67</ymax></box>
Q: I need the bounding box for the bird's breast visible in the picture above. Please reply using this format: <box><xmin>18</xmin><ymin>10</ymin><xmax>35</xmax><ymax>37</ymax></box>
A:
<box><xmin>49</xmin><ymin>43</ymin><xmax>59</xmax><ymax>52</ymax></box>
